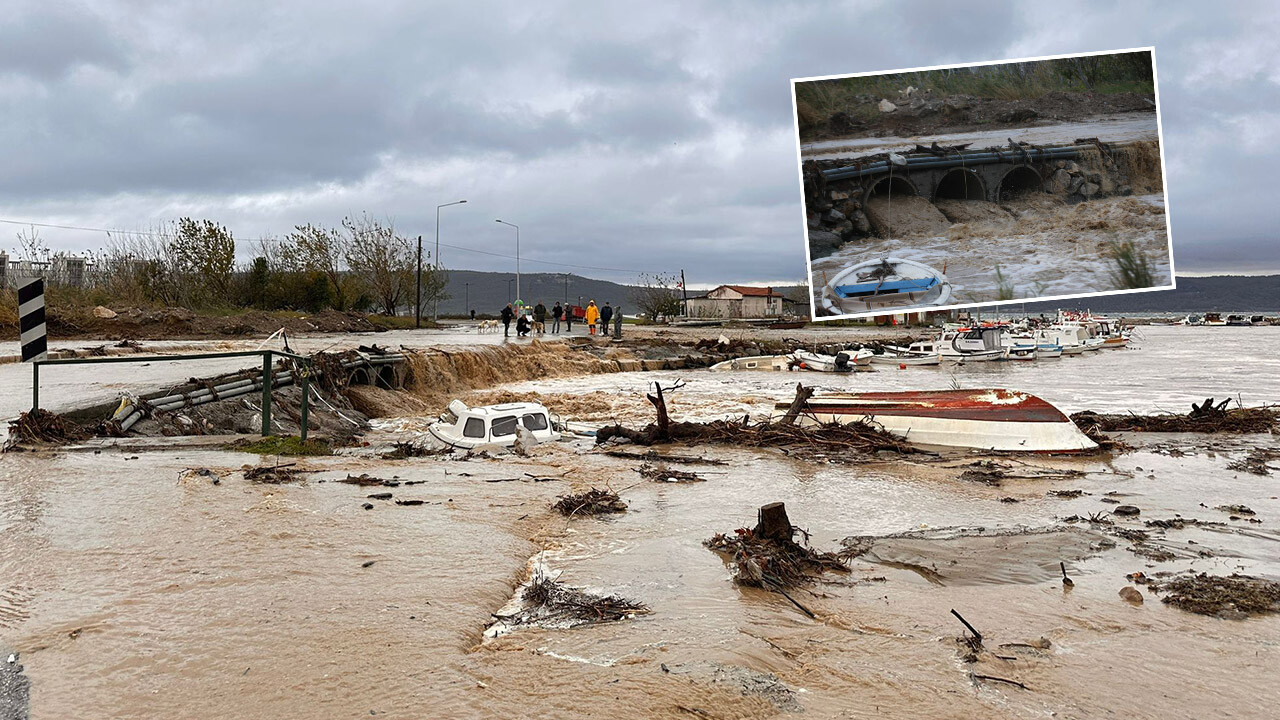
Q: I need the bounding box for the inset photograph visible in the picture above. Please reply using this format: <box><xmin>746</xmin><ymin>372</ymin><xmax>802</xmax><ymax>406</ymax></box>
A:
<box><xmin>794</xmin><ymin>49</ymin><xmax>1173</xmax><ymax>319</ymax></box>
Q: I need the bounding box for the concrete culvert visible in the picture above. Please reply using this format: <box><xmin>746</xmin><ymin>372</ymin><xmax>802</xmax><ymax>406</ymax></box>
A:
<box><xmin>934</xmin><ymin>168</ymin><xmax>986</xmax><ymax>201</ymax></box>
<box><xmin>867</xmin><ymin>175</ymin><xmax>917</xmax><ymax>200</ymax></box>
<box><xmin>998</xmin><ymin>166</ymin><xmax>1044</xmax><ymax>201</ymax></box>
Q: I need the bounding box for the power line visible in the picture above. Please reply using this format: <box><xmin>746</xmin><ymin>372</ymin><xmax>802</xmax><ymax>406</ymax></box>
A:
<box><xmin>0</xmin><ymin>216</ymin><xmax>656</xmax><ymax>276</ymax></box>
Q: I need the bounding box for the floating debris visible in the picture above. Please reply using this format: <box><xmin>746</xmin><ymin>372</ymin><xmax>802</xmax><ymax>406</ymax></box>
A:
<box><xmin>242</xmin><ymin>463</ymin><xmax>306</xmax><ymax>484</ymax></box>
<box><xmin>7</xmin><ymin>409</ymin><xmax>89</xmax><ymax>445</ymax></box>
<box><xmin>338</xmin><ymin>473</ymin><xmax>397</xmax><ymax>486</ymax></box>
<box><xmin>553</xmin><ymin>488</ymin><xmax>626</xmax><ymax>516</ymax></box>
<box><xmin>1072</xmin><ymin>400</ymin><xmax>1279</xmax><ymax>434</ymax></box>
<box><xmin>1215</xmin><ymin>504</ymin><xmax>1255</xmax><ymax>517</ymax></box>
<box><xmin>381</xmin><ymin>441</ymin><xmax>447</xmax><ymax>460</ymax></box>
<box><xmin>1144</xmin><ymin>573</ymin><xmax>1280</xmax><ymax>618</ymax></box>
<box><xmin>1226</xmin><ymin>447</ymin><xmax>1280</xmax><ymax>476</ymax></box>
<box><xmin>493</xmin><ymin>571</ymin><xmax>647</xmax><ymax>631</ymax></box>
<box><xmin>1113</xmin><ymin>505</ymin><xmax>1142</xmax><ymax>516</ymax></box>
<box><xmin>706</xmin><ymin>503</ymin><xmax>848</xmax><ymax>593</ymax></box>
<box><xmin>638</xmin><ymin>463</ymin><xmax>705</xmax><ymax>483</ymax></box>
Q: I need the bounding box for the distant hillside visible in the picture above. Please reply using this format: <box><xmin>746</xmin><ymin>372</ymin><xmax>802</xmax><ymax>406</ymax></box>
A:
<box><xmin>1021</xmin><ymin>275</ymin><xmax>1280</xmax><ymax>314</ymax></box>
<box><xmin>431</xmin><ymin>272</ymin><xmax>810</xmax><ymax>317</ymax></box>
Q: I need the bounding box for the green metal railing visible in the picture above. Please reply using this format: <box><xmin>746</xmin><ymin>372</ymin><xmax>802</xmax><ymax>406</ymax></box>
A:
<box><xmin>32</xmin><ymin>350</ymin><xmax>315</xmax><ymax>439</ymax></box>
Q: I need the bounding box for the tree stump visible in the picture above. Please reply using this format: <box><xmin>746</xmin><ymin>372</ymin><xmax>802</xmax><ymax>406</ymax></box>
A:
<box><xmin>780</xmin><ymin>383</ymin><xmax>814</xmax><ymax>426</ymax></box>
<box><xmin>754</xmin><ymin>502</ymin><xmax>793</xmax><ymax>542</ymax></box>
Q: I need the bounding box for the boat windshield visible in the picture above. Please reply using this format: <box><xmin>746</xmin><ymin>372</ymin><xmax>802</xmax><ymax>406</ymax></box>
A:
<box><xmin>521</xmin><ymin>413</ymin><xmax>549</xmax><ymax>431</ymax></box>
<box><xmin>491</xmin><ymin>415</ymin><xmax>519</xmax><ymax>437</ymax></box>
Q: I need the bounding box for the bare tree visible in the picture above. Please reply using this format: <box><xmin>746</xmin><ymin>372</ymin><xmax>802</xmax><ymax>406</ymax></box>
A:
<box><xmin>630</xmin><ymin>272</ymin><xmax>683</xmax><ymax>321</ymax></box>
<box><xmin>343</xmin><ymin>213</ymin><xmax>414</xmax><ymax>315</ymax></box>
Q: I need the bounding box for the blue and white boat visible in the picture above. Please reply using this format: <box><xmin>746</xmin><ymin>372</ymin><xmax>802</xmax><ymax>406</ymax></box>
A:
<box><xmin>819</xmin><ymin>257</ymin><xmax>953</xmax><ymax>315</ymax></box>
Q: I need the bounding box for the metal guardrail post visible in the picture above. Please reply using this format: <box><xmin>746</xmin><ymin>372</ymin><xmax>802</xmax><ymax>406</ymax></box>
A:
<box><xmin>32</xmin><ymin>362</ymin><xmax>39</xmax><ymax>411</ymax></box>
<box><xmin>299</xmin><ymin>370</ymin><xmax>310</xmax><ymax>442</ymax></box>
<box><xmin>261</xmin><ymin>352</ymin><xmax>273</xmax><ymax>437</ymax></box>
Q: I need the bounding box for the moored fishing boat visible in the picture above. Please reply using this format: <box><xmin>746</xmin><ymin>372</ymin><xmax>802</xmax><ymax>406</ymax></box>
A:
<box><xmin>790</xmin><ymin>349</ymin><xmax>873</xmax><ymax>372</ymax></box>
<box><xmin>819</xmin><ymin>257</ymin><xmax>953</xmax><ymax>315</ymax></box>
<box><xmin>774</xmin><ymin>388</ymin><xmax>1097</xmax><ymax>452</ymax></box>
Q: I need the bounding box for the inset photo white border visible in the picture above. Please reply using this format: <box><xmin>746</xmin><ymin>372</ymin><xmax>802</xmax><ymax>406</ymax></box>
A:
<box><xmin>791</xmin><ymin>47</ymin><xmax>1174</xmax><ymax>321</ymax></box>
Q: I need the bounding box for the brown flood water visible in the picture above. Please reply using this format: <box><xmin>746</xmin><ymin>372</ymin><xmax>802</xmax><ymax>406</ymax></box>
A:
<box><xmin>3</xmin><ymin>326</ymin><xmax>1280</xmax><ymax>718</ymax></box>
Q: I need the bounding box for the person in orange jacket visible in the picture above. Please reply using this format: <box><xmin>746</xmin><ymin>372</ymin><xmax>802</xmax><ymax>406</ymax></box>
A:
<box><xmin>585</xmin><ymin>300</ymin><xmax>600</xmax><ymax>335</ymax></box>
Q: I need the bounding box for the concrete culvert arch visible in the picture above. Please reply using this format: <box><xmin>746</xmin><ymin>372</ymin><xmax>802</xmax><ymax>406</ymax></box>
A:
<box><xmin>998</xmin><ymin>166</ymin><xmax>1044</xmax><ymax>200</ymax></box>
<box><xmin>867</xmin><ymin>175</ymin><xmax>917</xmax><ymax>201</ymax></box>
<box><xmin>934</xmin><ymin>168</ymin><xmax>986</xmax><ymax>201</ymax></box>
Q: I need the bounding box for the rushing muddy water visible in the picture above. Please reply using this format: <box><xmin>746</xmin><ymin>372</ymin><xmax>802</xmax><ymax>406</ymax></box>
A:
<box><xmin>812</xmin><ymin>193</ymin><xmax>1172</xmax><ymax>306</ymax></box>
<box><xmin>3</xmin><ymin>326</ymin><xmax>1279</xmax><ymax>718</ymax></box>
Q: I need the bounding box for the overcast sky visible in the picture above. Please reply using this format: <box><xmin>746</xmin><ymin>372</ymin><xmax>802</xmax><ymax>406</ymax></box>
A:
<box><xmin>1</xmin><ymin>0</ymin><xmax>1276</xmax><ymax>284</ymax></box>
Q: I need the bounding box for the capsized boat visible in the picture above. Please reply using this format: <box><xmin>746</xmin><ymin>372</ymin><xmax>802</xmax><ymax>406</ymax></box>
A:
<box><xmin>709</xmin><ymin>355</ymin><xmax>793</xmax><ymax>371</ymax></box>
<box><xmin>774</xmin><ymin>388</ymin><xmax>1097</xmax><ymax>452</ymax></box>
<box><xmin>428</xmin><ymin>400</ymin><xmax>561</xmax><ymax>449</ymax></box>
<box><xmin>819</xmin><ymin>257</ymin><xmax>953</xmax><ymax>315</ymax></box>
<box><xmin>790</xmin><ymin>349</ymin><xmax>873</xmax><ymax>372</ymax></box>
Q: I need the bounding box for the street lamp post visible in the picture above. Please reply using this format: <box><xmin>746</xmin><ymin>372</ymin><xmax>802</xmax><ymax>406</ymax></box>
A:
<box><xmin>425</xmin><ymin>199</ymin><xmax>466</xmax><ymax>324</ymax></box>
<box><xmin>464</xmin><ymin>282</ymin><xmax>469</xmax><ymax>317</ymax></box>
<box><xmin>495</xmin><ymin>219</ymin><xmax>519</xmax><ymax>305</ymax></box>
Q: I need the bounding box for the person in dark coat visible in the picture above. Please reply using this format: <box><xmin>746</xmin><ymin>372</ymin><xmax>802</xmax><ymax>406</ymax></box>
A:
<box><xmin>500</xmin><ymin>303</ymin><xmax>514</xmax><ymax>337</ymax></box>
<box><xmin>551</xmin><ymin>302</ymin><xmax>563</xmax><ymax>334</ymax></box>
<box><xmin>564</xmin><ymin>304</ymin><xmax>573</xmax><ymax>332</ymax></box>
<box><xmin>601</xmin><ymin>302</ymin><xmax>613</xmax><ymax>329</ymax></box>
<box><xmin>516</xmin><ymin>313</ymin><xmax>531</xmax><ymax>337</ymax></box>
<box><xmin>534</xmin><ymin>301</ymin><xmax>547</xmax><ymax>335</ymax></box>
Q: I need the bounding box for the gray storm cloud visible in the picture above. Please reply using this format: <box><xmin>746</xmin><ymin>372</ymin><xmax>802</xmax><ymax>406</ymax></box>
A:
<box><xmin>0</xmin><ymin>0</ymin><xmax>1275</xmax><ymax>281</ymax></box>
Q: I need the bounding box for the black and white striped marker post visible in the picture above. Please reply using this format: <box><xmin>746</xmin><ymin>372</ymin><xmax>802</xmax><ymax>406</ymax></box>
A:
<box><xmin>18</xmin><ymin>277</ymin><xmax>48</xmax><ymax>363</ymax></box>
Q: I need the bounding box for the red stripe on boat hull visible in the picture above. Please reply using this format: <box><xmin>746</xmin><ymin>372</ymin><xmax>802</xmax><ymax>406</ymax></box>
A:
<box><xmin>788</xmin><ymin>389</ymin><xmax>1069</xmax><ymax>423</ymax></box>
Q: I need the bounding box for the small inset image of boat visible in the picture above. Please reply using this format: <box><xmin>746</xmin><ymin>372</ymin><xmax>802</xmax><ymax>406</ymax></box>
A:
<box><xmin>819</xmin><ymin>257</ymin><xmax>952</xmax><ymax>316</ymax></box>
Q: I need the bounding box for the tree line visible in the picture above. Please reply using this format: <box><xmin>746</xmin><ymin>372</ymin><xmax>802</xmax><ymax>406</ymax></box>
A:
<box><xmin>4</xmin><ymin>213</ymin><xmax>447</xmax><ymax>315</ymax></box>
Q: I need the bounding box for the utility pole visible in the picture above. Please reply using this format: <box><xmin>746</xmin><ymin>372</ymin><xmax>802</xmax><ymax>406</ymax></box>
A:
<box><xmin>464</xmin><ymin>282</ymin><xmax>469</xmax><ymax>316</ymax></box>
<box><xmin>680</xmin><ymin>269</ymin><xmax>689</xmax><ymax>317</ymax></box>
<box><xmin>563</xmin><ymin>273</ymin><xmax>569</xmax><ymax>303</ymax></box>
<box><xmin>495</xmin><ymin>220</ymin><xmax>519</xmax><ymax>304</ymax></box>
<box><xmin>434</xmin><ymin>199</ymin><xmax>467</xmax><ymax>322</ymax></box>
<box><xmin>415</xmin><ymin>235</ymin><xmax>423</xmax><ymax>328</ymax></box>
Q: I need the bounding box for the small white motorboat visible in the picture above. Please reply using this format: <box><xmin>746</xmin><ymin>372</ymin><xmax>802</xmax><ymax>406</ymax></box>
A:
<box><xmin>819</xmin><ymin>257</ymin><xmax>953</xmax><ymax>316</ymax></box>
<box><xmin>428</xmin><ymin>400</ymin><xmax>561</xmax><ymax>449</ymax></box>
<box><xmin>790</xmin><ymin>349</ymin><xmax>873</xmax><ymax>372</ymax></box>
<box><xmin>709</xmin><ymin>355</ymin><xmax>794</xmax><ymax>371</ymax></box>
<box><xmin>774</xmin><ymin>388</ymin><xmax>1097</xmax><ymax>453</ymax></box>
<box><xmin>867</xmin><ymin>351</ymin><xmax>941</xmax><ymax>366</ymax></box>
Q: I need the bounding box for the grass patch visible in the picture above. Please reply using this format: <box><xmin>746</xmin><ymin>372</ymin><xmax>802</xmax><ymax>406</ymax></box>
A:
<box><xmin>994</xmin><ymin>264</ymin><xmax>1016</xmax><ymax>300</ymax></box>
<box><xmin>229</xmin><ymin>435</ymin><xmax>332</xmax><ymax>456</ymax></box>
<box><xmin>1109</xmin><ymin>240</ymin><xmax>1156</xmax><ymax>289</ymax></box>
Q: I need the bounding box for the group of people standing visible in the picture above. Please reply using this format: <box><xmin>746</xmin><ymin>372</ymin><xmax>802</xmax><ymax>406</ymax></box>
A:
<box><xmin>498</xmin><ymin>299</ymin><xmax>615</xmax><ymax>337</ymax></box>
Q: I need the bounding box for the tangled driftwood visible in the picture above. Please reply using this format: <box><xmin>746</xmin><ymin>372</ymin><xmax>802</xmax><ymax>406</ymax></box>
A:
<box><xmin>596</xmin><ymin>381</ymin><xmax>916</xmax><ymax>458</ymax></box>
<box><xmin>1072</xmin><ymin>399</ymin><xmax>1278</xmax><ymax>434</ymax></box>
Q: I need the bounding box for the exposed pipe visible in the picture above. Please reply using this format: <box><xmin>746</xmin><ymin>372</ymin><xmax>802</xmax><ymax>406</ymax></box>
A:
<box><xmin>822</xmin><ymin>145</ymin><xmax>1084</xmax><ymax>182</ymax></box>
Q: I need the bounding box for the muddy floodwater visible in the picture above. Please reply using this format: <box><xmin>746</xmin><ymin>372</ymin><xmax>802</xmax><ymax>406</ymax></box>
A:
<box><xmin>3</xmin><ymin>326</ymin><xmax>1280</xmax><ymax>718</ymax></box>
<box><xmin>810</xmin><ymin>193</ymin><xmax>1172</xmax><ymax>304</ymax></box>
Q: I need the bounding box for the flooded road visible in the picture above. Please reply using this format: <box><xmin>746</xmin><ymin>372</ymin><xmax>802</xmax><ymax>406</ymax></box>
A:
<box><xmin>3</xmin><ymin>326</ymin><xmax>1279</xmax><ymax>718</ymax></box>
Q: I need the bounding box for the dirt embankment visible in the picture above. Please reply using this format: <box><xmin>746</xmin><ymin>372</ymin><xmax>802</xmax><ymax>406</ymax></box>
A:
<box><xmin>804</xmin><ymin>90</ymin><xmax>1156</xmax><ymax>142</ymax></box>
<box><xmin>0</xmin><ymin>305</ymin><xmax>406</xmax><ymax>341</ymax></box>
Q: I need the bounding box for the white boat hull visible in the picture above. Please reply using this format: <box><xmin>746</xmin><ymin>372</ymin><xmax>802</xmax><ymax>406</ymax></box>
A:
<box><xmin>777</xmin><ymin>389</ymin><xmax>1097</xmax><ymax>452</ymax></box>
<box><xmin>709</xmin><ymin>355</ymin><xmax>793</xmax><ymax>371</ymax></box>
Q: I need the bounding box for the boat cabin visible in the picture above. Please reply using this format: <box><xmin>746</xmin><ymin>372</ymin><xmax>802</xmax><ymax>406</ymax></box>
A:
<box><xmin>429</xmin><ymin>400</ymin><xmax>560</xmax><ymax>448</ymax></box>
